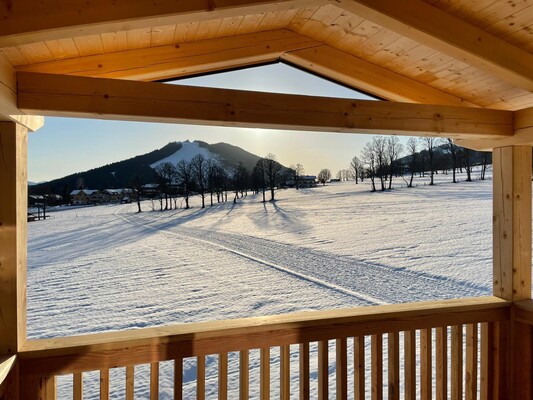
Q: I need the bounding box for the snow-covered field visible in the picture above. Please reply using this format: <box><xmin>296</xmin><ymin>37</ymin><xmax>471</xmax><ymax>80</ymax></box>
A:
<box><xmin>28</xmin><ymin>172</ymin><xmax>495</xmax><ymax>399</ymax></box>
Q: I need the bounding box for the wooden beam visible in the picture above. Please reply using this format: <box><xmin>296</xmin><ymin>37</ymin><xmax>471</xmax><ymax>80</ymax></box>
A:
<box><xmin>457</xmin><ymin>107</ymin><xmax>533</xmax><ymax>151</ymax></box>
<box><xmin>332</xmin><ymin>0</ymin><xmax>533</xmax><ymax>92</ymax></box>
<box><xmin>16</xmin><ymin>30</ymin><xmax>320</xmax><ymax>82</ymax></box>
<box><xmin>17</xmin><ymin>72</ymin><xmax>513</xmax><ymax>139</ymax></box>
<box><xmin>282</xmin><ymin>45</ymin><xmax>477</xmax><ymax>107</ymax></box>
<box><xmin>493</xmin><ymin>146</ymin><xmax>532</xmax><ymax>301</ymax></box>
<box><xmin>0</xmin><ymin>122</ymin><xmax>28</xmax><ymax>357</ymax></box>
<box><xmin>0</xmin><ymin>0</ymin><xmax>326</xmax><ymax>47</ymax></box>
<box><xmin>0</xmin><ymin>55</ymin><xmax>43</xmax><ymax>132</ymax></box>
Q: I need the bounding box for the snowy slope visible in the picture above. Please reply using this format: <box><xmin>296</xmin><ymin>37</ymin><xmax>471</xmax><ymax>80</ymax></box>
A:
<box><xmin>150</xmin><ymin>141</ymin><xmax>219</xmax><ymax>169</ymax></box>
<box><xmin>27</xmin><ymin>171</ymin><xmax>500</xmax><ymax>399</ymax></box>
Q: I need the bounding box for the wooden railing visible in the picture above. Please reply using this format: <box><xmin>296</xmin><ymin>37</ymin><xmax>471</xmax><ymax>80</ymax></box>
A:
<box><xmin>17</xmin><ymin>296</ymin><xmax>510</xmax><ymax>399</ymax></box>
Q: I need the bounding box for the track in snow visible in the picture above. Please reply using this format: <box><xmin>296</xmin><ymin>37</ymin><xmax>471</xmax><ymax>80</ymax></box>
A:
<box><xmin>119</xmin><ymin>209</ymin><xmax>489</xmax><ymax>306</ymax></box>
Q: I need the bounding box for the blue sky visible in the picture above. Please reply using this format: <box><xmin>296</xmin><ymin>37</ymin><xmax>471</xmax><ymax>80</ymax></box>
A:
<box><xmin>28</xmin><ymin>63</ymin><xmax>377</xmax><ymax>182</ymax></box>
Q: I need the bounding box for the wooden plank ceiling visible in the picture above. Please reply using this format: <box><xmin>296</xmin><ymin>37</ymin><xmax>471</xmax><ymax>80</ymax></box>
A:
<box><xmin>1</xmin><ymin>0</ymin><xmax>532</xmax><ymax>111</ymax></box>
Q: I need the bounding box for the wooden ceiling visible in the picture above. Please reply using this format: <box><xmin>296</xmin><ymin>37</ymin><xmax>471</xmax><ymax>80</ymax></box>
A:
<box><xmin>0</xmin><ymin>0</ymin><xmax>532</xmax><ymax>140</ymax></box>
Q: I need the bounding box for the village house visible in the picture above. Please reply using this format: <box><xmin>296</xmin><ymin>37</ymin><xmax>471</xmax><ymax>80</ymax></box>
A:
<box><xmin>69</xmin><ymin>189</ymin><xmax>100</xmax><ymax>205</ymax></box>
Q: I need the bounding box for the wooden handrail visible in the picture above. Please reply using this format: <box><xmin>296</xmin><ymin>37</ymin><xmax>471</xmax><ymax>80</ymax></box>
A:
<box><xmin>19</xmin><ymin>296</ymin><xmax>509</xmax><ymax>376</ymax></box>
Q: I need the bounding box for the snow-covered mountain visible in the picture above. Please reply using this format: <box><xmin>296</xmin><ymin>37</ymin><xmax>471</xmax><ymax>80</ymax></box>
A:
<box><xmin>29</xmin><ymin>141</ymin><xmax>267</xmax><ymax>195</ymax></box>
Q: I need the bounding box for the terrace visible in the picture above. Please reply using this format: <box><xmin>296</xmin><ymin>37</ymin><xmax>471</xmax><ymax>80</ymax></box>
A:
<box><xmin>0</xmin><ymin>1</ymin><xmax>532</xmax><ymax>399</ymax></box>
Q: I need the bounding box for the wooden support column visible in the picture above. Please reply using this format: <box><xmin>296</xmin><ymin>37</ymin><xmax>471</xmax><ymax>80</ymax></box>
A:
<box><xmin>0</xmin><ymin>122</ymin><xmax>28</xmax><ymax>400</ymax></box>
<box><xmin>493</xmin><ymin>145</ymin><xmax>532</xmax><ymax>400</ymax></box>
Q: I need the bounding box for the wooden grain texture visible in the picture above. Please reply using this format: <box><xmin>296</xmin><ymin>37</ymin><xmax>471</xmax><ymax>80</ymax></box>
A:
<box><xmin>512</xmin><ymin>321</ymin><xmax>532</xmax><ymax>400</ymax></box>
<box><xmin>260</xmin><ymin>348</ymin><xmax>270</xmax><ymax>400</ymax></box>
<box><xmin>197</xmin><ymin>356</ymin><xmax>205</xmax><ymax>400</ymax></box>
<box><xmin>173</xmin><ymin>359</ymin><xmax>182</xmax><ymax>400</ymax></box>
<box><xmin>420</xmin><ymin>328</ymin><xmax>432</xmax><ymax>400</ymax></box>
<box><xmin>371</xmin><ymin>335</ymin><xmax>383</xmax><ymax>400</ymax></box>
<box><xmin>239</xmin><ymin>350</ymin><xmax>249</xmax><ymax>400</ymax></box>
<box><xmin>150</xmin><ymin>362</ymin><xmax>159</xmax><ymax>400</ymax></box>
<box><xmin>18</xmin><ymin>29</ymin><xmax>319</xmax><ymax>81</ymax></box>
<box><xmin>492</xmin><ymin>321</ymin><xmax>511</xmax><ymax>400</ymax></box>
<box><xmin>280</xmin><ymin>346</ymin><xmax>290</xmax><ymax>400</ymax></box>
<box><xmin>282</xmin><ymin>45</ymin><xmax>475</xmax><ymax>107</ymax></box>
<box><xmin>126</xmin><ymin>365</ymin><xmax>134</xmax><ymax>400</ymax></box>
<box><xmin>0</xmin><ymin>123</ymin><xmax>28</xmax><ymax>355</ymax></box>
<box><xmin>480</xmin><ymin>322</ymin><xmax>494</xmax><ymax>400</ymax></box>
<box><xmin>17</xmin><ymin>72</ymin><xmax>514</xmax><ymax>139</ymax></box>
<box><xmin>219</xmin><ymin>353</ymin><xmax>228</xmax><ymax>400</ymax></box>
<box><xmin>100</xmin><ymin>368</ymin><xmax>109</xmax><ymax>400</ymax></box>
<box><xmin>299</xmin><ymin>343</ymin><xmax>309</xmax><ymax>400</ymax></box>
<box><xmin>20</xmin><ymin>375</ymin><xmax>56</xmax><ymax>400</ymax></box>
<box><xmin>334</xmin><ymin>0</ymin><xmax>533</xmax><ymax>92</ymax></box>
<box><xmin>336</xmin><ymin>338</ymin><xmax>347</xmax><ymax>400</ymax></box>
<box><xmin>354</xmin><ymin>337</ymin><xmax>365</xmax><ymax>400</ymax></box>
<box><xmin>0</xmin><ymin>0</ymin><xmax>326</xmax><ymax>47</ymax></box>
<box><xmin>387</xmin><ymin>332</ymin><xmax>399</xmax><ymax>400</ymax></box>
<box><xmin>492</xmin><ymin>146</ymin><xmax>532</xmax><ymax>301</ymax></box>
<box><xmin>465</xmin><ymin>324</ymin><xmax>478</xmax><ymax>400</ymax></box>
<box><xmin>404</xmin><ymin>331</ymin><xmax>416</xmax><ymax>400</ymax></box>
<box><xmin>73</xmin><ymin>372</ymin><xmax>83</xmax><ymax>400</ymax></box>
<box><xmin>318</xmin><ymin>341</ymin><xmax>328</xmax><ymax>400</ymax></box>
<box><xmin>18</xmin><ymin>297</ymin><xmax>510</xmax><ymax>376</ymax></box>
<box><xmin>451</xmin><ymin>326</ymin><xmax>462</xmax><ymax>400</ymax></box>
<box><xmin>435</xmin><ymin>327</ymin><xmax>447</xmax><ymax>400</ymax></box>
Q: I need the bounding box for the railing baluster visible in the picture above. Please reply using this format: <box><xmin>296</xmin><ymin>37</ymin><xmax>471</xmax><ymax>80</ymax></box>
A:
<box><xmin>100</xmin><ymin>369</ymin><xmax>110</xmax><ymax>400</ymax></box>
<box><xmin>436</xmin><ymin>327</ymin><xmax>447</xmax><ymax>400</ymax></box>
<box><xmin>421</xmin><ymin>328</ymin><xmax>432</xmax><ymax>400</ymax></box>
<box><xmin>404</xmin><ymin>330</ymin><xmax>416</xmax><ymax>400</ymax></box>
<box><xmin>299</xmin><ymin>342</ymin><xmax>310</xmax><ymax>400</ymax></box>
<box><xmin>336</xmin><ymin>338</ymin><xmax>348</xmax><ymax>400</ymax></box>
<box><xmin>219</xmin><ymin>353</ymin><xmax>228</xmax><ymax>400</ymax></box>
<box><xmin>150</xmin><ymin>362</ymin><xmax>159</xmax><ymax>400</ymax></box>
<box><xmin>239</xmin><ymin>350</ymin><xmax>249</xmax><ymax>400</ymax></box>
<box><xmin>371</xmin><ymin>334</ymin><xmax>383</xmax><ymax>400</ymax></box>
<box><xmin>318</xmin><ymin>340</ymin><xmax>329</xmax><ymax>400</ymax></box>
<box><xmin>197</xmin><ymin>356</ymin><xmax>206</xmax><ymax>400</ymax></box>
<box><xmin>126</xmin><ymin>365</ymin><xmax>135</xmax><ymax>400</ymax></box>
<box><xmin>73</xmin><ymin>372</ymin><xmax>83</xmax><ymax>400</ymax></box>
<box><xmin>174</xmin><ymin>358</ymin><xmax>182</xmax><ymax>400</ymax></box>
<box><xmin>280</xmin><ymin>345</ymin><xmax>290</xmax><ymax>399</ymax></box>
<box><xmin>466</xmin><ymin>324</ymin><xmax>478</xmax><ymax>400</ymax></box>
<box><xmin>480</xmin><ymin>322</ymin><xmax>493</xmax><ymax>400</ymax></box>
<box><xmin>451</xmin><ymin>325</ymin><xmax>463</xmax><ymax>400</ymax></box>
<box><xmin>354</xmin><ymin>336</ymin><xmax>365</xmax><ymax>400</ymax></box>
<box><xmin>260</xmin><ymin>347</ymin><xmax>270</xmax><ymax>400</ymax></box>
<box><xmin>388</xmin><ymin>332</ymin><xmax>399</xmax><ymax>400</ymax></box>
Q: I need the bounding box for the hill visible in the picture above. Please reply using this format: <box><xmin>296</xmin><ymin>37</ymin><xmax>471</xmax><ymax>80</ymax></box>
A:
<box><xmin>30</xmin><ymin>141</ymin><xmax>266</xmax><ymax>197</ymax></box>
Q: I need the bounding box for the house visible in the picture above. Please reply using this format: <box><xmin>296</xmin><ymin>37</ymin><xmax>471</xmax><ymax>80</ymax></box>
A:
<box><xmin>1</xmin><ymin>2</ymin><xmax>533</xmax><ymax>399</ymax></box>
<box><xmin>70</xmin><ymin>189</ymin><xmax>100</xmax><ymax>205</ymax></box>
<box><xmin>299</xmin><ymin>175</ymin><xmax>317</xmax><ymax>188</ymax></box>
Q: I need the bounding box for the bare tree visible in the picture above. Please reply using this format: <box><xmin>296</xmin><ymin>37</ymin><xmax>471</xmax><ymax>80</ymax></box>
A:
<box><xmin>405</xmin><ymin>138</ymin><xmax>418</xmax><ymax>188</ymax></box>
<box><xmin>350</xmin><ymin>156</ymin><xmax>362</xmax><ymax>184</ymax></box>
<box><xmin>176</xmin><ymin>159</ymin><xmax>193</xmax><ymax>209</ymax></box>
<box><xmin>461</xmin><ymin>147</ymin><xmax>473</xmax><ymax>182</ymax></box>
<box><xmin>253</xmin><ymin>158</ymin><xmax>267</xmax><ymax>203</ymax></box>
<box><xmin>362</xmin><ymin>142</ymin><xmax>377</xmax><ymax>192</ymax></box>
<box><xmin>191</xmin><ymin>154</ymin><xmax>207</xmax><ymax>208</ymax></box>
<box><xmin>444</xmin><ymin>138</ymin><xmax>459</xmax><ymax>183</ymax></box>
<box><xmin>264</xmin><ymin>153</ymin><xmax>282</xmax><ymax>201</ymax></box>
<box><xmin>422</xmin><ymin>137</ymin><xmax>440</xmax><ymax>185</ymax></box>
<box><xmin>131</xmin><ymin>175</ymin><xmax>143</xmax><ymax>213</ymax></box>
<box><xmin>154</xmin><ymin>162</ymin><xmax>176</xmax><ymax>210</ymax></box>
<box><xmin>480</xmin><ymin>152</ymin><xmax>490</xmax><ymax>180</ymax></box>
<box><xmin>387</xmin><ymin>136</ymin><xmax>404</xmax><ymax>189</ymax></box>
<box><xmin>292</xmin><ymin>163</ymin><xmax>305</xmax><ymax>190</ymax></box>
<box><xmin>318</xmin><ymin>169</ymin><xmax>331</xmax><ymax>185</ymax></box>
<box><xmin>232</xmin><ymin>162</ymin><xmax>249</xmax><ymax>202</ymax></box>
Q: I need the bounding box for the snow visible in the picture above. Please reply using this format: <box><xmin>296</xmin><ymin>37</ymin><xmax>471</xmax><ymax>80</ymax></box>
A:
<box><xmin>150</xmin><ymin>141</ymin><xmax>219</xmax><ymax>169</ymax></box>
<box><xmin>28</xmin><ymin>170</ymin><xmax>497</xmax><ymax>399</ymax></box>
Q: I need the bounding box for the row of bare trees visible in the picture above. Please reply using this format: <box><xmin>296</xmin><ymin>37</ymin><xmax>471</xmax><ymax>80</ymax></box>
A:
<box><xmin>347</xmin><ymin>136</ymin><xmax>490</xmax><ymax>192</ymax></box>
<box><xmin>149</xmin><ymin>153</ymin><xmax>289</xmax><ymax>212</ymax></box>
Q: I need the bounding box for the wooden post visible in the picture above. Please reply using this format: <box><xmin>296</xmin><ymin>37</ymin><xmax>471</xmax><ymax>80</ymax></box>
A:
<box><xmin>493</xmin><ymin>145</ymin><xmax>532</xmax><ymax>399</ymax></box>
<box><xmin>0</xmin><ymin>123</ymin><xmax>28</xmax><ymax>400</ymax></box>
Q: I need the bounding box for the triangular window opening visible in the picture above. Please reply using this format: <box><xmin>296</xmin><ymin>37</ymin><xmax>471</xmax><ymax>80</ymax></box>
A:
<box><xmin>166</xmin><ymin>62</ymin><xmax>379</xmax><ymax>101</ymax></box>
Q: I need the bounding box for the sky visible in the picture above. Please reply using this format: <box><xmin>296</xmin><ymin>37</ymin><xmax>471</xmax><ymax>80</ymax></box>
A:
<box><xmin>28</xmin><ymin>63</ymin><xmax>379</xmax><ymax>182</ymax></box>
